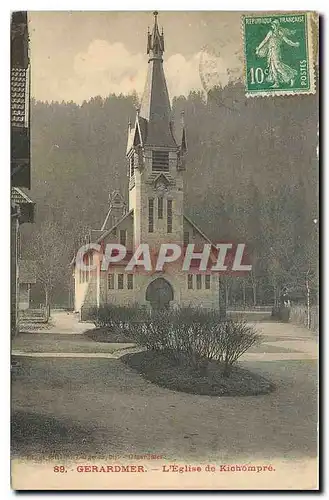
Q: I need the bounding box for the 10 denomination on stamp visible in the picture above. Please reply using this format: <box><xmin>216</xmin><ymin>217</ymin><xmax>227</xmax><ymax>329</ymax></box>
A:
<box><xmin>243</xmin><ymin>13</ymin><xmax>316</xmax><ymax>96</ymax></box>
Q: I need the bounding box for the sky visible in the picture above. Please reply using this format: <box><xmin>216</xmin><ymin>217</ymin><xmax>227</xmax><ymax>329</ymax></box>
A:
<box><xmin>29</xmin><ymin>11</ymin><xmax>243</xmax><ymax>103</ymax></box>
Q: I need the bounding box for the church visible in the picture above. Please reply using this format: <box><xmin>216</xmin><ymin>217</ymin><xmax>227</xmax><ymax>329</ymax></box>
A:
<box><xmin>73</xmin><ymin>12</ymin><xmax>219</xmax><ymax>318</ymax></box>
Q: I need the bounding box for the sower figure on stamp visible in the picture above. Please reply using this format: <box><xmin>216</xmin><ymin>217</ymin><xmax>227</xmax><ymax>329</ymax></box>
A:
<box><xmin>256</xmin><ymin>19</ymin><xmax>300</xmax><ymax>88</ymax></box>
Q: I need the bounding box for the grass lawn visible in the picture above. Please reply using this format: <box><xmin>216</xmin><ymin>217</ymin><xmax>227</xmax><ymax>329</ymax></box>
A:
<box><xmin>11</xmin><ymin>352</ymin><xmax>317</xmax><ymax>463</ymax></box>
<box><xmin>122</xmin><ymin>350</ymin><xmax>275</xmax><ymax>397</ymax></box>
<box><xmin>85</xmin><ymin>327</ymin><xmax>135</xmax><ymax>344</ymax></box>
<box><xmin>12</xmin><ymin>333</ymin><xmax>135</xmax><ymax>354</ymax></box>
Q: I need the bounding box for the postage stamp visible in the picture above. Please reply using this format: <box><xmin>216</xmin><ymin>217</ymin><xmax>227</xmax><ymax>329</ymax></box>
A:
<box><xmin>242</xmin><ymin>13</ymin><xmax>316</xmax><ymax>96</ymax></box>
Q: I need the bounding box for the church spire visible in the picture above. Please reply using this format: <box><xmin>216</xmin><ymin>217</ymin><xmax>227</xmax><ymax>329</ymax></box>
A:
<box><xmin>139</xmin><ymin>11</ymin><xmax>177</xmax><ymax>148</ymax></box>
<box><xmin>147</xmin><ymin>11</ymin><xmax>165</xmax><ymax>61</ymax></box>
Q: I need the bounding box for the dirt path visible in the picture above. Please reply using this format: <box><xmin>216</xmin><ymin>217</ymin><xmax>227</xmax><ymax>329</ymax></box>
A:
<box><xmin>19</xmin><ymin>310</ymin><xmax>95</xmax><ymax>335</ymax></box>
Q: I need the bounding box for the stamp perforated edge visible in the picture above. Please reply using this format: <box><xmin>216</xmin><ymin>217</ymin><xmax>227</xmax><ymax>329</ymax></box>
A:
<box><xmin>241</xmin><ymin>12</ymin><xmax>318</xmax><ymax>98</ymax></box>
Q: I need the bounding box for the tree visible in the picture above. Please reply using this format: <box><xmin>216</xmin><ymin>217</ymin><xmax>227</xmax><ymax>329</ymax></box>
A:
<box><xmin>25</xmin><ymin>219</ymin><xmax>71</xmax><ymax>312</ymax></box>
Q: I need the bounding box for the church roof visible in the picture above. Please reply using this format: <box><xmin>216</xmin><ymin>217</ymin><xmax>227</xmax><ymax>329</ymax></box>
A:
<box><xmin>96</xmin><ymin>209</ymin><xmax>134</xmax><ymax>244</ymax></box>
<box><xmin>11</xmin><ymin>186</ymin><xmax>33</xmax><ymax>205</ymax></box>
<box><xmin>71</xmin><ymin>211</ymin><xmax>217</xmax><ymax>268</ymax></box>
<box><xmin>184</xmin><ymin>215</ymin><xmax>214</xmax><ymax>247</ymax></box>
<box><xmin>175</xmin><ymin>112</ymin><xmax>188</xmax><ymax>154</ymax></box>
<box><xmin>183</xmin><ymin>215</ymin><xmax>218</xmax><ymax>265</ymax></box>
<box><xmin>70</xmin><ymin>210</ymin><xmax>134</xmax><ymax>266</ymax></box>
<box><xmin>138</xmin><ymin>12</ymin><xmax>177</xmax><ymax>149</ymax></box>
<box><xmin>126</xmin><ymin>115</ymin><xmax>148</xmax><ymax>153</ymax></box>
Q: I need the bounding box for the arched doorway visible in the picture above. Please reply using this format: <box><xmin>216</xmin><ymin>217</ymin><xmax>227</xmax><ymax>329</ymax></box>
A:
<box><xmin>146</xmin><ymin>278</ymin><xmax>174</xmax><ymax>310</ymax></box>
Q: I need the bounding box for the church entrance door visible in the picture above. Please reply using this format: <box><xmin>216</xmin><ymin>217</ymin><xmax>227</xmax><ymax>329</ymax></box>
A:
<box><xmin>146</xmin><ymin>278</ymin><xmax>174</xmax><ymax>310</ymax></box>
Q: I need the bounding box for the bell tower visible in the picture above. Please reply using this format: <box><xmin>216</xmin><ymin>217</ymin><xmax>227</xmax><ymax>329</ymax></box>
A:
<box><xmin>126</xmin><ymin>11</ymin><xmax>187</xmax><ymax>249</ymax></box>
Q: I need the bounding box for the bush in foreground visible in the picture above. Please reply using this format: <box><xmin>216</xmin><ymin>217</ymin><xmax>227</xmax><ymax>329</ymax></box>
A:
<box><xmin>129</xmin><ymin>307</ymin><xmax>261</xmax><ymax>377</ymax></box>
<box><xmin>89</xmin><ymin>305</ymin><xmax>261</xmax><ymax>377</ymax></box>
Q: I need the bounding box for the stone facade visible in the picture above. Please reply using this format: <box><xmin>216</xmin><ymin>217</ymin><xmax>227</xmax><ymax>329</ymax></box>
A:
<box><xmin>75</xmin><ymin>215</ymin><xmax>220</xmax><ymax>318</ymax></box>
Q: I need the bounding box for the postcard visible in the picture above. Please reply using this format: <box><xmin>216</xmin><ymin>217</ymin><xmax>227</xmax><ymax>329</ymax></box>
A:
<box><xmin>11</xmin><ymin>10</ymin><xmax>319</xmax><ymax>490</ymax></box>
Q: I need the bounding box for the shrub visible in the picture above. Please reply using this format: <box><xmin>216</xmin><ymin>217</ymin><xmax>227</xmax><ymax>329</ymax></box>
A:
<box><xmin>90</xmin><ymin>305</ymin><xmax>261</xmax><ymax>376</ymax></box>
<box><xmin>89</xmin><ymin>304</ymin><xmax>147</xmax><ymax>336</ymax></box>
<box><xmin>129</xmin><ymin>307</ymin><xmax>261</xmax><ymax>377</ymax></box>
<box><xmin>129</xmin><ymin>309</ymin><xmax>170</xmax><ymax>350</ymax></box>
<box><xmin>167</xmin><ymin>308</ymin><xmax>221</xmax><ymax>370</ymax></box>
<box><xmin>218</xmin><ymin>318</ymin><xmax>262</xmax><ymax>376</ymax></box>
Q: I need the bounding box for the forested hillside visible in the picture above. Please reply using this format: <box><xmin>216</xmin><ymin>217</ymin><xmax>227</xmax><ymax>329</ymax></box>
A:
<box><xmin>23</xmin><ymin>82</ymin><xmax>318</xmax><ymax>306</ymax></box>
